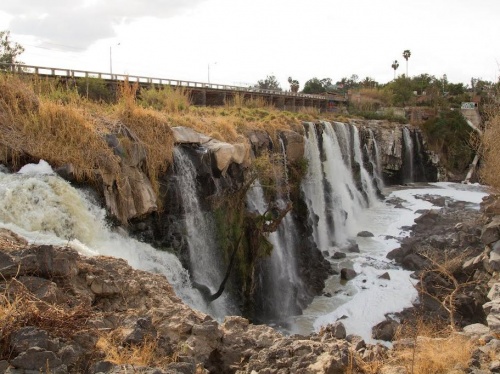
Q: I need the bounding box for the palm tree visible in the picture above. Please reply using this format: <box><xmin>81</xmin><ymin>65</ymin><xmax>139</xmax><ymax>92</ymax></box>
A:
<box><xmin>403</xmin><ymin>50</ymin><xmax>411</xmax><ymax>77</ymax></box>
<box><xmin>391</xmin><ymin>60</ymin><xmax>399</xmax><ymax>79</ymax></box>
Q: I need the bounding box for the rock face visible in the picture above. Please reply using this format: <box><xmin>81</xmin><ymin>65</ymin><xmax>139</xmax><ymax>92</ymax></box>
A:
<box><xmin>0</xmin><ymin>230</ymin><xmax>391</xmax><ymax>373</ymax></box>
<box><xmin>172</xmin><ymin>126</ymin><xmax>251</xmax><ymax>175</ymax></box>
<box><xmin>357</xmin><ymin>120</ymin><xmax>439</xmax><ymax>184</ymax></box>
<box><xmin>102</xmin><ymin>125</ymin><xmax>158</xmax><ymax>224</ymax></box>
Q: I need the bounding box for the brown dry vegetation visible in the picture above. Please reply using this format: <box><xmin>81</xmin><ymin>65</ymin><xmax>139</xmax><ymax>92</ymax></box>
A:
<box><xmin>352</xmin><ymin>319</ymin><xmax>475</xmax><ymax>374</ymax></box>
<box><xmin>481</xmin><ymin>102</ymin><xmax>500</xmax><ymax>189</ymax></box>
<box><xmin>0</xmin><ymin>72</ymin><xmax>321</xmax><ymax>205</ymax></box>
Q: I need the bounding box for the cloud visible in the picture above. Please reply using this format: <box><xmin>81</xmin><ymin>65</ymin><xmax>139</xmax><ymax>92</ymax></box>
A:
<box><xmin>4</xmin><ymin>0</ymin><xmax>207</xmax><ymax>49</ymax></box>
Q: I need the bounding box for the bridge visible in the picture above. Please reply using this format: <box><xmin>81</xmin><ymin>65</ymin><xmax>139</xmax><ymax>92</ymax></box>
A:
<box><xmin>0</xmin><ymin>63</ymin><xmax>347</xmax><ymax>112</ymax></box>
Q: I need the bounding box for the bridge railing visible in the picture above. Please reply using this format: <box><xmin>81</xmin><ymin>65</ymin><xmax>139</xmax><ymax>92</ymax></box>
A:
<box><xmin>0</xmin><ymin>63</ymin><xmax>327</xmax><ymax>100</ymax></box>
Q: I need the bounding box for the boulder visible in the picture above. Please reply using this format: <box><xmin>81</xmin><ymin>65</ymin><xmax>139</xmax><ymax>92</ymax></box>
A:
<box><xmin>402</xmin><ymin>253</ymin><xmax>428</xmax><ymax>271</ymax></box>
<box><xmin>331</xmin><ymin>252</ymin><xmax>347</xmax><ymax>260</ymax></box>
<box><xmin>462</xmin><ymin>323</ymin><xmax>491</xmax><ymax>337</ymax></box>
<box><xmin>372</xmin><ymin>320</ymin><xmax>399</xmax><ymax>341</ymax></box>
<box><xmin>489</xmin><ymin>241</ymin><xmax>500</xmax><ymax>271</ymax></box>
<box><xmin>171</xmin><ymin>126</ymin><xmax>251</xmax><ymax>175</ymax></box>
<box><xmin>340</xmin><ymin>268</ymin><xmax>357</xmax><ymax>281</ymax></box>
<box><xmin>378</xmin><ymin>272</ymin><xmax>391</xmax><ymax>280</ymax></box>
<box><xmin>481</xmin><ymin>218</ymin><xmax>500</xmax><ymax>245</ymax></box>
<box><xmin>357</xmin><ymin>231</ymin><xmax>374</xmax><ymax>237</ymax></box>
<box><xmin>10</xmin><ymin>347</ymin><xmax>63</xmax><ymax>371</ymax></box>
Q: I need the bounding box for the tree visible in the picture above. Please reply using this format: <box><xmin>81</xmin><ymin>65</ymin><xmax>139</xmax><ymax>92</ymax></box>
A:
<box><xmin>403</xmin><ymin>49</ymin><xmax>411</xmax><ymax>77</ymax></box>
<box><xmin>391</xmin><ymin>60</ymin><xmax>399</xmax><ymax>79</ymax></box>
<box><xmin>0</xmin><ymin>30</ymin><xmax>24</xmax><ymax>64</ymax></box>
<box><xmin>256</xmin><ymin>75</ymin><xmax>282</xmax><ymax>91</ymax></box>
<box><xmin>302</xmin><ymin>77</ymin><xmax>333</xmax><ymax>94</ymax></box>
<box><xmin>361</xmin><ymin>76</ymin><xmax>378</xmax><ymax>88</ymax></box>
<box><xmin>288</xmin><ymin>77</ymin><xmax>299</xmax><ymax>93</ymax></box>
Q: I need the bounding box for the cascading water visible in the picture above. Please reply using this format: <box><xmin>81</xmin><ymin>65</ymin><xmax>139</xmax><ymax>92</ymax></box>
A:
<box><xmin>366</xmin><ymin>128</ymin><xmax>384</xmax><ymax>191</ymax></box>
<box><xmin>402</xmin><ymin>127</ymin><xmax>415</xmax><ymax>183</ymax></box>
<box><xmin>173</xmin><ymin>147</ymin><xmax>235</xmax><ymax>316</ymax></box>
<box><xmin>0</xmin><ymin>161</ymin><xmax>205</xmax><ymax>310</ymax></box>
<box><xmin>246</xmin><ymin>180</ymin><xmax>303</xmax><ymax>320</ymax></box>
<box><xmin>351</xmin><ymin>125</ymin><xmax>378</xmax><ymax>206</ymax></box>
<box><xmin>321</xmin><ymin>122</ymin><xmax>368</xmax><ymax>246</ymax></box>
<box><xmin>302</xmin><ymin>122</ymin><xmax>330</xmax><ymax>251</ymax></box>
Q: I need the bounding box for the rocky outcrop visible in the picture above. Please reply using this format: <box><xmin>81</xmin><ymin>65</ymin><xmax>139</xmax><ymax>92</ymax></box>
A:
<box><xmin>0</xmin><ymin>230</ymin><xmax>393</xmax><ymax>373</ymax></box>
<box><xmin>172</xmin><ymin>126</ymin><xmax>251</xmax><ymax>175</ymax></box>
<box><xmin>356</xmin><ymin>120</ymin><xmax>439</xmax><ymax>184</ymax></box>
<box><xmin>102</xmin><ymin>124</ymin><xmax>158</xmax><ymax>224</ymax></box>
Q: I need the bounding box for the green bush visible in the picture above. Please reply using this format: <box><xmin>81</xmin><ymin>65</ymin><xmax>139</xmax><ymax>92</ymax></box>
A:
<box><xmin>76</xmin><ymin>77</ymin><xmax>113</xmax><ymax>103</ymax></box>
<box><xmin>422</xmin><ymin>110</ymin><xmax>474</xmax><ymax>172</ymax></box>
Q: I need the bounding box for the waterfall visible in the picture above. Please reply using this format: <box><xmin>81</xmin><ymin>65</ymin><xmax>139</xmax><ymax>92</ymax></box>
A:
<box><xmin>0</xmin><ymin>163</ymin><xmax>205</xmax><ymax>311</ymax></box>
<box><xmin>173</xmin><ymin>147</ymin><xmax>235</xmax><ymax>316</ymax></box>
<box><xmin>351</xmin><ymin>125</ymin><xmax>378</xmax><ymax>206</ymax></box>
<box><xmin>301</xmin><ymin>122</ymin><xmax>380</xmax><ymax>249</ymax></box>
<box><xmin>302</xmin><ymin>122</ymin><xmax>331</xmax><ymax>251</ymax></box>
<box><xmin>321</xmin><ymin>122</ymin><xmax>367</xmax><ymax>245</ymax></box>
<box><xmin>246</xmin><ymin>180</ymin><xmax>303</xmax><ymax>320</ymax></box>
<box><xmin>367</xmin><ymin>129</ymin><xmax>384</xmax><ymax>190</ymax></box>
<box><xmin>402</xmin><ymin>127</ymin><xmax>415</xmax><ymax>183</ymax></box>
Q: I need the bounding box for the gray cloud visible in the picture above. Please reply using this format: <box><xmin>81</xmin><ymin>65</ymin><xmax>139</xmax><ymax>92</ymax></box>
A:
<box><xmin>4</xmin><ymin>0</ymin><xmax>207</xmax><ymax>49</ymax></box>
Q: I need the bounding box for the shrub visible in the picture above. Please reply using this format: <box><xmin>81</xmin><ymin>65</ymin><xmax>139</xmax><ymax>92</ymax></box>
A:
<box><xmin>422</xmin><ymin>109</ymin><xmax>474</xmax><ymax>173</ymax></box>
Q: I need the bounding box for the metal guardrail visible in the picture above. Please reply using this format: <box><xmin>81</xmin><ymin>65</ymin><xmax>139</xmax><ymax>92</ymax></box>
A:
<box><xmin>0</xmin><ymin>63</ymin><xmax>327</xmax><ymax>100</ymax></box>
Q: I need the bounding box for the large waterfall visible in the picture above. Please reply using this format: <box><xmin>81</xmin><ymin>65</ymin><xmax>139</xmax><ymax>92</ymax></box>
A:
<box><xmin>173</xmin><ymin>147</ymin><xmax>236</xmax><ymax>316</ymax></box>
<box><xmin>246</xmin><ymin>180</ymin><xmax>304</xmax><ymax>320</ymax></box>
<box><xmin>302</xmin><ymin>121</ymin><xmax>380</xmax><ymax>248</ymax></box>
<box><xmin>0</xmin><ymin>162</ymin><xmax>205</xmax><ymax>310</ymax></box>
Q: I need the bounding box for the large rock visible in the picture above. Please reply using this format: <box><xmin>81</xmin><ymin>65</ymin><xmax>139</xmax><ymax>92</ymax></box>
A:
<box><xmin>102</xmin><ymin>126</ymin><xmax>158</xmax><ymax>224</ymax></box>
<box><xmin>280</xmin><ymin>130</ymin><xmax>305</xmax><ymax>163</ymax></box>
<box><xmin>172</xmin><ymin>126</ymin><xmax>251</xmax><ymax>175</ymax></box>
<box><xmin>481</xmin><ymin>217</ymin><xmax>500</xmax><ymax>245</ymax></box>
<box><xmin>340</xmin><ymin>268</ymin><xmax>357</xmax><ymax>281</ymax></box>
<box><xmin>372</xmin><ymin>320</ymin><xmax>399</xmax><ymax>341</ymax></box>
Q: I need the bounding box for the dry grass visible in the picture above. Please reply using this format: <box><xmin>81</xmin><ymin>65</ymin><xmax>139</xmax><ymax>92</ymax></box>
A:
<box><xmin>390</xmin><ymin>334</ymin><xmax>474</xmax><ymax>373</ymax></box>
<box><xmin>0</xmin><ymin>74</ymin><xmax>120</xmax><ymax>180</ymax></box>
<box><xmin>0</xmin><ymin>280</ymin><xmax>94</xmax><ymax>360</ymax></box>
<box><xmin>349</xmin><ymin>317</ymin><xmax>476</xmax><ymax>374</ymax></box>
<box><xmin>480</xmin><ymin>102</ymin><xmax>500</xmax><ymax>189</ymax></box>
<box><xmin>139</xmin><ymin>85</ymin><xmax>191</xmax><ymax>113</ymax></box>
<box><xmin>96</xmin><ymin>331</ymin><xmax>174</xmax><ymax>367</ymax></box>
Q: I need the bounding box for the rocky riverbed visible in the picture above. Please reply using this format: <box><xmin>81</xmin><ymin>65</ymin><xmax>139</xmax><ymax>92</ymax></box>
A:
<box><xmin>0</xmin><ymin>189</ymin><xmax>499</xmax><ymax>373</ymax></box>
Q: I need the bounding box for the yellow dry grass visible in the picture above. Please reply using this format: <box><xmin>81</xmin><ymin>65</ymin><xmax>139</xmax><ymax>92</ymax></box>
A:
<box><xmin>481</xmin><ymin>103</ymin><xmax>500</xmax><ymax>189</ymax></box>
<box><xmin>96</xmin><ymin>331</ymin><xmax>173</xmax><ymax>367</ymax></box>
<box><xmin>389</xmin><ymin>334</ymin><xmax>474</xmax><ymax>373</ymax></box>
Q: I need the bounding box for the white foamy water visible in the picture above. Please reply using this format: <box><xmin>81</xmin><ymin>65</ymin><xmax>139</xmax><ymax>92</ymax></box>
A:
<box><xmin>0</xmin><ymin>161</ymin><xmax>210</xmax><ymax>313</ymax></box>
<box><xmin>291</xmin><ymin>182</ymin><xmax>489</xmax><ymax>343</ymax></box>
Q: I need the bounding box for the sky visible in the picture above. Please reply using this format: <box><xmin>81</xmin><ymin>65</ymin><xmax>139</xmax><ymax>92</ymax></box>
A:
<box><xmin>0</xmin><ymin>0</ymin><xmax>499</xmax><ymax>89</ymax></box>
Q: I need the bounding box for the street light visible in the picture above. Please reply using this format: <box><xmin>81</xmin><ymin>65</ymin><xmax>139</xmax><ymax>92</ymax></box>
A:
<box><xmin>110</xmin><ymin>43</ymin><xmax>120</xmax><ymax>76</ymax></box>
<box><xmin>208</xmin><ymin>62</ymin><xmax>217</xmax><ymax>83</ymax></box>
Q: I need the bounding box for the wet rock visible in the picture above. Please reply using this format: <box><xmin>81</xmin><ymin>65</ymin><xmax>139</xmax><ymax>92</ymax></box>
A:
<box><xmin>280</xmin><ymin>130</ymin><xmax>305</xmax><ymax>163</ymax></box>
<box><xmin>378</xmin><ymin>272</ymin><xmax>391</xmax><ymax>280</ymax></box>
<box><xmin>331</xmin><ymin>252</ymin><xmax>346</xmax><ymax>260</ymax></box>
<box><xmin>347</xmin><ymin>243</ymin><xmax>360</xmax><ymax>253</ymax></box>
<box><xmin>357</xmin><ymin>231</ymin><xmax>374</xmax><ymax>237</ymax></box>
<box><xmin>340</xmin><ymin>268</ymin><xmax>357</xmax><ymax>281</ymax></box>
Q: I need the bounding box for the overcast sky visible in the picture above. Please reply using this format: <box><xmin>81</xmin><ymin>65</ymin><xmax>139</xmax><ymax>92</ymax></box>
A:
<box><xmin>1</xmin><ymin>0</ymin><xmax>499</xmax><ymax>88</ymax></box>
